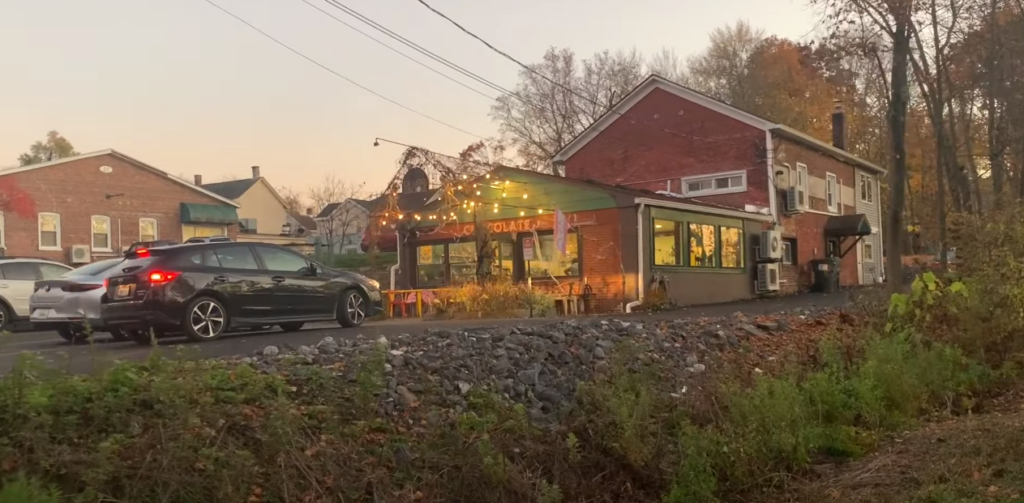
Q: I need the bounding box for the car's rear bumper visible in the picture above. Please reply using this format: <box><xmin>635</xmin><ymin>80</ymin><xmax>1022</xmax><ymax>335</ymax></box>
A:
<box><xmin>101</xmin><ymin>300</ymin><xmax>180</xmax><ymax>329</ymax></box>
<box><xmin>30</xmin><ymin>317</ymin><xmax>107</xmax><ymax>330</ymax></box>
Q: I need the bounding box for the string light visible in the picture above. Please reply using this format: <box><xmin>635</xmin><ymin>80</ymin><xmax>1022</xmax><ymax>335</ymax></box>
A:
<box><xmin>493</xmin><ymin>208</ymin><xmax>498</xmax><ymax>213</ymax></box>
<box><xmin>523</xmin><ymin>194</ymin><xmax>528</xmax><ymax>199</ymax></box>
<box><xmin>538</xmin><ymin>209</ymin><xmax>543</xmax><ymax>214</ymax></box>
<box><xmin>485</xmin><ymin>174</ymin><xmax>491</xmax><ymax>178</ymax></box>
<box><xmin>519</xmin><ymin>211</ymin><xmax>525</xmax><ymax>216</ymax></box>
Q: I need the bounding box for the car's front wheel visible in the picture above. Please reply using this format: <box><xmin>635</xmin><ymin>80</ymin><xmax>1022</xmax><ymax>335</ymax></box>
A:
<box><xmin>184</xmin><ymin>297</ymin><xmax>229</xmax><ymax>342</ymax></box>
<box><xmin>57</xmin><ymin>325</ymin><xmax>91</xmax><ymax>344</ymax></box>
<box><xmin>337</xmin><ymin>289</ymin><xmax>367</xmax><ymax>328</ymax></box>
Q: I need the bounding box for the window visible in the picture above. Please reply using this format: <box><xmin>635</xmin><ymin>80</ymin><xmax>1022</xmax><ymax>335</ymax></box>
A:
<box><xmin>139</xmin><ymin>218</ymin><xmax>158</xmax><ymax>242</ymax></box>
<box><xmin>182</xmin><ymin>225</ymin><xmax>226</xmax><ymax>239</ymax></box>
<box><xmin>720</xmin><ymin>226</ymin><xmax>744</xmax><ymax>268</ymax></box>
<box><xmin>528</xmin><ymin>231</ymin><xmax>580</xmax><ymax>278</ymax></box>
<box><xmin>239</xmin><ymin>218</ymin><xmax>258</xmax><ymax>234</ymax></box>
<box><xmin>91</xmin><ymin>215</ymin><xmax>112</xmax><ymax>251</ymax></box>
<box><xmin>184</xmin><ymin>250</ymin><xmax>222</xmax><ymax>268</ymax></box>
<box><xmin>416</xmin><ymin>244</ymin><xmax>445</xmax><ymax>287</ymax></box>
<box><xmin>489</xmin><ymin>241</ymin><xmax>514</xmax><ymax>278</ymax></box>
<box><xmin>449</xmin><ymin>241</ymin><xmax>477</xmax><ymax>284</ymax></box>
<box><xmin>860</xmin><ymin>173</ymin><xmax>874</xmax><ymax>203</ymax></box>
<box><xmin>681</xmin><ymin>171</ymin><xmax>747</xmax><ymax>197</ymax></box>
<box><xmin>0</xmin><ymin>212</ymin><xmax>5</xmax><ymax>249</ymax></box>
<box><xmin>38</xmin><ymin>213</ymin><xmax>61</xmax><ymax>250</ymax></box>
<box><xmin>795</xmin><ymin>164</ymin><xmax>809</xmax><ymax>208</ymax></box>
<box><xmin>782</xmin><ymin>238</ymin><xmax>796</xmax><ymax>265</ymax></box>
<box><xmin>863</xmin><ymin>242</ymin><xmax>874</xmax><ymax>262</ymax></box>
<box><xmin>688</xmin><ymin>224</ymin><xmax>717</xmax><ymax>268</ymax></box>
<box><xmin>826</xmin><ymin>173</ymin><xmax>838</xmax><ymax>213</ymax></box>
<box><xmin>213</xmin><ymin>245</ymin><xmax>260</xmax><ymax>270</ymax></box>
<box><xmin>0</xmin><ymin>262</ymin><xmax>38</xmax><ymax>281</ymax></box>
<box><xmin>653</xmin><ymin>219</ymin><xmax>682</xmax><ymax>266</ymax></box>
<box><xmin>255</xmin><ymin>246</ymin><xmax>309</xmax><ymax>272</ymax></box>
<box><xmin>38</xmin><ymin>263</ymin><xmax>71</xmax><ymax>279</ymax></box>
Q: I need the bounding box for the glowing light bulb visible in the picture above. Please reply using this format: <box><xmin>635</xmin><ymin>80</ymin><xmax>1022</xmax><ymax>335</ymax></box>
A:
<box><xmin>519</xmin><ymin>211</ymin><xmax>525</xmax><ymax>216</ymax></box>
<box><xmin>538</xmin><ymin>209</ymin><xmax>543</xmax><ymax>214</ymax></box>
<box><xmin>493</xmin><ymin>208</ymin><xmax>498</xmax><ymax>213</ymax></box>
<box><xmin>523</xmin><ymin>194</ymin><xmax>528</xmax><ymax>199</ymax></box>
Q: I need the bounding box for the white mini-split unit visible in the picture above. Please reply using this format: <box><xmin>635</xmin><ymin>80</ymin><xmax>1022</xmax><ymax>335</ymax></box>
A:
<box><xmin>785</xmin><ymin>186</ymin><xmax>808</xmax><ymax>213</ymax></box>
<box><xmin>757</xmin><ymin>263</ymin><xmax>781</xmax><ymax>292</ymax></box>
<box><xmin>757</xmin><ymin>229</ymin><xmax>783</xmax><ymax>261</ymax></box>
<box><xmin>69</xmin><ymin>245</ymin><xmax>91</xmax><ymax>264</ymax></box>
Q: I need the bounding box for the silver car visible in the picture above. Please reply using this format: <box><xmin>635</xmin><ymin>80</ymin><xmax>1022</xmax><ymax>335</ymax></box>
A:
<box><xmin>30</xmin><ymin>258</ymin><xmax>131</xmax><ymax>343</ymax></box>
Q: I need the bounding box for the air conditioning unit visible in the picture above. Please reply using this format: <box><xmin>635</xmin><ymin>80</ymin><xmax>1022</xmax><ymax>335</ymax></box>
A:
<box><xmin>757</xmin><ymin>263</ymin><xmax>781</xmax><ymax>292</ymax></box>
<box><xmin>758</xmin><ymin>229</ymin><xmax>783</xmax><ymax>261</ymax></box>
<box><xmin>785</xmin><ymin>187</ymin><xmax>807</xmax><ymax>213</ymax></box>
<box><xmin>69</xmin><ymin>245</ymin><xmax>91</xmax><ymax>264</ymax></box>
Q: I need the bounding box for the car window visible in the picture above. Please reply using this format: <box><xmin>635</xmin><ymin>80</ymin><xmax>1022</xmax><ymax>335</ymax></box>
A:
<box><xmin>255</xmin><ymin>246</ymin><xmax>309</xmax><ymax>272</ymax></box>
<box><xmin>183</xmin><ymin>250</ymin><xmax>222</xmax><ymax>268</ymax></box>
<box><xmin>1</xmin><ymin>262</ymin><xmax>39</xmax><ymax>281</ymax></box>
<box><xmin>38</xmin><ymin>263</ymin><xmax>72</xmax><ymax>279</ymax></box>
<box><xmin>66</xmin><ymin>259</ymin><xmax>121</xmax><ymax>277</ymax></box>
<box><xmin>214</xmin><ymin>246</ymin><xmax>260</xmax><ymax>270</ymax></box>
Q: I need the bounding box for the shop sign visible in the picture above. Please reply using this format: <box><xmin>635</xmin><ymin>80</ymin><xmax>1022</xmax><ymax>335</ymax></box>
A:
<box><xmin>522</xmin><ymin>237</ymin><xmax>535</xmax><ymax>260</ymax></box>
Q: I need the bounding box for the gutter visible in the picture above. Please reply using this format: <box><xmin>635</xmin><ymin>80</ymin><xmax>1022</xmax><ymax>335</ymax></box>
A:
<box><xmin>390</xmin><ymin>231</ymin><xmax>401</xmax><ymax>290</ymax></box>
<box><xmin>625</xmin><ymin>202</ymin><xmax>646</xmax><ymax>313</ymax></box>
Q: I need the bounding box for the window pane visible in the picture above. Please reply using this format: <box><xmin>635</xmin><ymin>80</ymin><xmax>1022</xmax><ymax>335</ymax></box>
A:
<box><xmin>416</xmin><ymin>244</ymin><xmax>445</xmax><ymax>286</ymax></box>
<box><xmin>1</xmin><ymin>263</ymin><xmax>37</xmax><ymax>280</ymax></box>
<box><xmin>491</xmin><ymin>241</ymin><xmax>514</xmax><ymax>278</ymax></box>
<box><xmin>714</xmin><ymin>177</ymin><xmax>730</xmax><ymax>189</ymax></box>
<box><xmin>39</xmin><ymin>214</ymin><xmax>57</xmax><ymax>232</ymax></box>
<box><xmin>93</xmin><ymin>233</ymin><xmax>109</xmax><ymax>250</ymax></box>
<box><xmin>689</xmin><ymin>224</ymin><xmax>717</xmax><ymax>267</ymax></box>
<box><xmin>92</xmin><ymin>217</ymin><xmax>108</xmax><ymax>234</ymax></box>
<box><xmin>728</xmin><ymin>175</ymin><xmax>743</xmax><ymax>187</ymax></box>
<box><xmin>449</xmin><ymin>241</ymin><xmax>477</xmax><ymax>284</ymax></box>
<box><xmin>687</xmin><ymin>182</ymin><xmax>702</xmax><ymax>193</ymax></box>
<box><xmin>653</xmin><ymin>219</ymin><xmax>680</xmax><ymax>266</ymax></box>
<box><xmin>256</xmin><ymin>246</ymin><xmax>309</xmax><ymax>272</ymax></box>
<box><xmin>140</xmin><ymin>219</ymin><xmax>157</xmax><ymax>241</ymax></box>
<box><xmin>720</xmin><ymin>226</ymin><xmax>743</xmax><ymax>268</ymax></box>
<box><xmin>529</xmin><ymin>232</ymin><xmax>579</xmax><ymax>278</ymax></box>
<box><xmin>39</xmin><ymin>263</ymin><xmax>70</xmax><ymax>279</ymax></box>
<box><xmin>214</xmin><ymin>246</ymin><xmax>260</xmax><ymax>270</ymax></box>
<box><xmin>40</xmin><ymin>232</ymin><xmax>57</xmax><ymax>248</ymax></box>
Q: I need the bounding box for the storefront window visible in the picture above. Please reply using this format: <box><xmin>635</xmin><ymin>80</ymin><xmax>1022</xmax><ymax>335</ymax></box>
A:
<box><xmin>449</xmin><ymin>241</ymin><xmax>477</xmax><ymax>284</ymax></box>
<box><xmin>653</xmin><ymin>219</ymin><xmax>682</xmax><ymax>266</ymax></box>
<box><xmin>492</xmin><ymin>241</ymin><xmax>514</xmax><ymax>278</ymax></box>
<box><xmin>416</xmin><ymin>244</ymin><xmax>445</xmax><ymax>286</ymax></box>
<box><xmin>720</xmin><ymin>226</ymin><xmax>744</xmax><ymax>268</ymax></box>
<box><xmin>689</xmin><ymin>224</ymin><xmax>717</xmax><ymax>268</ymax></box>
<box><xmin>528</xmin><ymin>231</ymin><xmax>579</xmax><ymax>278</ymax></box>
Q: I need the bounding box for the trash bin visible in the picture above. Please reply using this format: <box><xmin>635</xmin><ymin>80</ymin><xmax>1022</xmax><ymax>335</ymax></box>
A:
<box><xmin>811</xmin><ymin>258</ymin><xmax>840</xmax><ymax>293</ymax></box>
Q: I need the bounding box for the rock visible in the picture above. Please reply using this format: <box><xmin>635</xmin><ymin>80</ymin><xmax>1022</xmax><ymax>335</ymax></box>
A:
<box><xmin>592</xmin><ymin>347</ymin><xmax>606</xmax><ymax>360</ymax></box>
<box><xmin>738</xmin><ymin>323</ymin><xmax>765</xmax><ymax>338</ymax></box>
<box><xmin>691</xmin><ymin>363</ymin><xmax>706</xmax><ymax>373</ymax></box>
<box><xmin>518</xmin><ymin>368</ymin><xmax>540</xmax><ymax>386</ymax></box>
<box><xmin>685</xmin><ymin>355</ymin><xmax>699</xmax><ymax>366</ymax></box>
<box><xmin>262</xmin><ymin>346</ymin><xmax>280</xmax><ymax>357</ymax></box>
<box><xmin>577</xmin><ymin>350</ymin><xmax>593</xmax><ymax>365</ymax></box>
<box><xmin>297</xmin><ymin>345</ymin><xmax>315</xmax><ymax>356</ymax></box>
<box><xmin>756</xmin><ymin>321</ymin><xmax>779</xmax><ymax>331</ymax></box>
<box><xmin>376</xmin><ymin>335</ymin><xmax>389</xmax><ymax>347</ymax></box>
<box><xmin>456</xmin><ymin>381</ymin><xmax>472</xmax><ymax>395</ymax></box>
<box><xmin>396</xmin><ymin>386</ymin><xmax>418</xmax><ymax>406</ymax></box>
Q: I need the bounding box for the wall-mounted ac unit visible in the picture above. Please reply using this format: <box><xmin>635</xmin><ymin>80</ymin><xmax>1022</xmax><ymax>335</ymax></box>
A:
<box><xmin>69</xmin><ymin>245</ymin><xmax>91</xmax><ymax>264</ymax></box>
<box><xmin>785</xmin><ymin>187</ymin><xmax>807</xmax><ymax>213</ymax></box>
<box><xmin>757</xmin><ymin>229</ymin><xmax>783</xmax><ymax>261</ymax></box>
<box><xmin>757</xmin><ymin>263</ymin><xmax>781</xmax><ymax>292</ymax></box>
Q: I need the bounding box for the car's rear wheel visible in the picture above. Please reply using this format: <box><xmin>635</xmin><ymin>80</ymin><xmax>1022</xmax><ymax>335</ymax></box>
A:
<box><xmin>108</xmin><ymin>328</ymin><xmax>130</xmax><ymax>342</ymax></box>
<box><xmin>279</xmin><ymin>322</ymin><xmax>305</xmax><ymax>332</ymax></box>
<box><xmin>0</xmin><ymin>303</ymin><xmax>11</xmax><ymax>332</ymax></box>
<box><xmin>57</xmin><ymin>325</ymin><xmax>91</xmax><ymax>344</ymax></box>
<box><xmin>337</xmin><ymin>289</ymin><xmax>367</xmax><ymax>328</ymax></box>
<box><xmin>184</xmin><ymin>297</ymin><xmax>229</xmax><ymax>342</ymax></box>
<box><xmin>129</xmin><ymin>328</ymin><xmax>162</xmax><ymax>346</ymax></box>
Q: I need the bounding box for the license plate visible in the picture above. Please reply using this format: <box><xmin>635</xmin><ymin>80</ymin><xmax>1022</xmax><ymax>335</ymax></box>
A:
<box><xmin>115</xmin><ymin>284</ymin><xmax>133</xmax><ymax>298</ymax></box>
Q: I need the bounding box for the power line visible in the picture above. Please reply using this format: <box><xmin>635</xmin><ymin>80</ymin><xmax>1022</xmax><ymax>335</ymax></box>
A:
<box><xmin>297</xmin><ymin>0</ymin><xmax>495</xmax><ymax>101</ymax></box>
<box><xmin>201</xmin><ymin>0</ymin><xmax>483</xmax><ymax>139</ymax></box>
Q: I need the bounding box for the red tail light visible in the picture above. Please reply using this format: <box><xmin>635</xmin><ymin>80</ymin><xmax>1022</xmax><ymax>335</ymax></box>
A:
<box><xmin>103</xmin><ymin>278</ymin><xmax>109</xmax><ymax>288</ymax></box>
<box><xmin>146</xmin><ymin>271</ymin><xmax>179</xmax><ymax>284</ymax></box>
<box><xmin>135</xmin><ymin>248</ymin><xmax>150</xmax><ymax>257</ymax></box>
<box><xmin>67</xmin><ymin>284</ymin><xmax>103</xmax><ymax>293</ymax></box>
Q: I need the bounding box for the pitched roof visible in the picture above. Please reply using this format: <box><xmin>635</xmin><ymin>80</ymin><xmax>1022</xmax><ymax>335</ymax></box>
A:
<box><xmin>0</xmin><ymin>149</ymin><xmax>240</xmax><ymax>206</ymax></box>
<box><xmin>315</xmin><ymin>202</ymin><xmax>343</xmax><ymax>219</ymax></box>
<box><xmin>552</xmin><ymin>74</ymin><xmax>886</xmax><ymax>174</ymax></box>
<box><xmin>201</xmin><ymin>178</ymin><xmax>259</xmax><ymax>200</ymax></box>
<box><xmin>288</xmin><ymin>212</ymin><xmax>317</xmax><ymax>230</ymax></box>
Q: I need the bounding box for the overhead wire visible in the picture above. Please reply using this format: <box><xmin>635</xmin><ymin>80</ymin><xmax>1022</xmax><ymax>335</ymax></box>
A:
<box><xmin>201</xmin><ymin>0</ymin><xmax>484</xmax><ymax>138</ymax></box>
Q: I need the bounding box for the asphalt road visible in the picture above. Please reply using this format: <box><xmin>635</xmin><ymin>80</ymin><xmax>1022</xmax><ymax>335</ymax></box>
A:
<box><xmin>0</xmin><ymin>291</ymin><xmax>851</xmax><ymax>375</ymax></box>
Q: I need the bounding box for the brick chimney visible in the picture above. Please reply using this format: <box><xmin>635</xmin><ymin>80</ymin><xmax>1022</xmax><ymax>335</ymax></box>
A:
<box><xmin>194</xmin><ymin>174</ymin><xmax>202</xmax><ymax>185</ymax></box>
<box><xmin>832</xmin><ymin>100</ymin><xmax>846</xmax><ymax>151</ymax></box>
<box><xmin>251</xmin><ymin>166</ymin><xmax>260</xmax><ymax>179</ymax></box>
<box><xmin>305</xmin><ymin>207</ymin><xmax>313</xmax><ymax>216</ymax></box>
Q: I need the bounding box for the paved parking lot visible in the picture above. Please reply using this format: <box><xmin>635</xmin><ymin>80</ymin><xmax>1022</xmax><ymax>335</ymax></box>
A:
<box><xmin>0</xmin><ymin>291</ymin><xmax>852</xmax><ymax>374</ymax></box>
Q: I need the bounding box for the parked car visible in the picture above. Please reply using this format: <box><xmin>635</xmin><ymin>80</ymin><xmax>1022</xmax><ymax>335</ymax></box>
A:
<box><xmin>125</xmin><ymin>240</ymin><xmax>179</xmax><ymax>256</ymax></box>
<box><xmin>184</xmin><ymin>236</ymin><xmax>232</xmax><ymax>244</ymax></box>
<box><xmin>0</xmin><ymin>257</ymin><xmax>74</xmax><ymax>331</ymax></box>
<box><xmin>29</xmin><ymin>258</ymin><xmax>134</xmax><ymax>342</ymax></box>
<box><xmin>101</xmin><ymin>242</ymin><xmax>383</xmax><ymax>344</ymax></box>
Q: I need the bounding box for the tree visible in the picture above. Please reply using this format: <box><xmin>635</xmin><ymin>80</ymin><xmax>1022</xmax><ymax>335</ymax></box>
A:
<box><xmin>645</xmin><ymin>47</ymin><xmax>690</xmax><ymax>84</ymax></box>
<box><xmin>17</xmin><ymin>131</ymin><xmax>78</xmax><ymax>166</ymax></box>
<box><xmin>307</xmin><ymin>174</ymin><xmax>366</xmax><ymax>256</ymax></box>
<box><xmin>276</xmin><ymin>186</ymin><xmax>305</xmax><ymax>214</ymax></box>
<box><xmin>686</xmin><ymin>20</ymin><xmax>766</xmax><ymax>106</ymax></box>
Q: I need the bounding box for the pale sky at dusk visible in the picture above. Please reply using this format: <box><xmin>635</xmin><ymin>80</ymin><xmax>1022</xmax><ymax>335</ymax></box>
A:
<box><xmin>0</xmin><ymin>0</ymin><xmax>821</xmax><ymax>199</ymax></box>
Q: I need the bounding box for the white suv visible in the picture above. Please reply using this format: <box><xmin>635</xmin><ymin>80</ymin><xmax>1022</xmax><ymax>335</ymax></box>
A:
<box><xmin>0</xmin><ymin>258</ymin><xmax>73</xmax><ymax>331</ymax></box>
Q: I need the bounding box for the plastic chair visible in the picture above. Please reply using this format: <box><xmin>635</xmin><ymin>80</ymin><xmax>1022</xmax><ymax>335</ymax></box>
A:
<box><xmin>420</xmin><ymin>290</ymin><xmax>436</xmax><ymax>315</ymax></box>
<box><xmin>389</xmin><ymin>292</ymin><xmax>408</xmax><ymax>318</ymax></box>
<box><xmin>402</xmin><ymin>292</ymin><xmax>417</xmax><ymax>316</ymax></box>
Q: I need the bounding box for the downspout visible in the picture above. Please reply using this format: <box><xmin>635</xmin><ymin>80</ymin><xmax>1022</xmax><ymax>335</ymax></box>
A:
<box><xmin>390</xmin><ymin>229</ymin><xmax>401</xmax><ymax>290</ymax></box>
<box><xmin>625</xmin><ymin>202</ymin><xmax>645</xmax><ymax>313</ymax></box>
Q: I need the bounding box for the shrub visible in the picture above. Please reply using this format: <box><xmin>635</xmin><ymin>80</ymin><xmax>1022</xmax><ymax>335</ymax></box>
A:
<box><xmin>433</xmin><ymin>279</ymin><xmax>554</xmax><ymax>318</ymax></box>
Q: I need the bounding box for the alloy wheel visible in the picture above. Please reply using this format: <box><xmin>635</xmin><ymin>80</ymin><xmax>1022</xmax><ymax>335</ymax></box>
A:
<box><xmin>347</xmin><ymin>293</ymin><xmax>365</xmax><ymax>325</ymax></box>
<box><xmin>190</xmin><ymin>300</ymin><xmax>225</xmax><ymax>338</ymax></box>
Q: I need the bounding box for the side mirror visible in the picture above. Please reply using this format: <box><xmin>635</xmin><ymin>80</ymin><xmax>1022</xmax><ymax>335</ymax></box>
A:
<box><xmin>305</xmin><ymin>263</ymin><xmax>319</xmax><ymax>276</ymax></box>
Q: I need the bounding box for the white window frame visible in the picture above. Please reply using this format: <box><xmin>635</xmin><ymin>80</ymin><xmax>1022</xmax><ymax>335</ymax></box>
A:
<box><xmin>681</xmin><ymin>170</ymin><xmax>748</xmax><ymax>197</ymax></box>
<box><xmin>794</xmin><ymin>163</ymin><xmax>809</xmax><ymax>208</ymax></box>
<box><xmin>139</xmin><ymin>218</ymin><xmax>158</xmax><ymax>242</ymax></box>
<box><xmin>0</xmin><ymin>212</ymin><xmax>6</xmax><ymax>249</ymax></box>
<box><xmin>826</xmin><ymin>173</ymin><xmax>839</xmax><ymax>213</ymax></box>
<box><xmin>90</xmin><ymin>215</ymin><xmax>113</xmax><ymax>252</ymax></box>
<box><xmin>38</xmin><ymin>212</ymin><xmax>62</xmax><ymax>251</ymax></box>
<box><xmin>863</xmin><ymin>241</ymin><xmax>874</xmax><ymax>262</ymax></box>
<box><xmin>860</xmin><ymin>173</ymin><xmax>874</xmax><ymax>203</ymax></box>
<box><xmin>782</xmin><ymin>241</ymin><xmax>794</xmax><ymax>265</ymax></box>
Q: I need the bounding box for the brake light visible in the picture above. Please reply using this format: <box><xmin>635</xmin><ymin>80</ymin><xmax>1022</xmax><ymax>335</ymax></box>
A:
<box><xmin>147</xmin><ymin>271</ymin><xmax>179</xmax><ymax>284</ymax></box>
<box><xmin>67</xmin><ymin>284</ymin><xmax>103</xmax><ymax>293</ymax></box>
<box><xmin>104</xmin><ymin>278</ymin><xmax>109</xmax><ymax>288</ymax></box>
<box><xmin>135</xmin><ymin>248</ymin><xmax>150</xmax><ymax>257</ymax></box>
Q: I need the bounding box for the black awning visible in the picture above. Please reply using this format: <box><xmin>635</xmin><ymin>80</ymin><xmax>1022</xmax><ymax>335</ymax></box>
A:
<box><xmin>824</xmin><ymin>214</ymin><xmax>872</xmax><ymax>238</ymax></box>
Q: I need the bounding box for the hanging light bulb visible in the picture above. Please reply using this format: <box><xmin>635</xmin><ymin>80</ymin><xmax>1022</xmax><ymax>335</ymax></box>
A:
<box><xmin>504</xmin><ymin>180</ymin><xmax>509</xmax><ymax>185</ymax></box>
<box><xmin>538</xmin><ymin>209</ymin><xmax>544</xmax><ymax>214</ymax></box>
<box><xmin>523</xmin><ymin>194</ymin><xmax>528</xmax><ymax>199</ymax></box>
<box><xmin>485</xmin><ymin>174</ymin><xmax>491</xmax><ymax>179</ymax></box>
<box><xmin>475</xmin><ymin>191</ymin><xmax>481</xmax><ymax>195</ymax></box>
<box><xmin>493</xmin><ymin>203</ymin><xmax>498</xmax><ymax>207</ymax></box>
<box><xmin>398</xmin><ymin>214</ymin><xmax>404</xmax><ymax>219</ymax></box>
<box><xmin>462</xmin><ymin>174</ymin><xmax>468</xmax><ymax>179</ymax></box>
<box><xmin>502</xmin><ymin>192</ymin><xmax>507</xmax><ymax>197</ymax></box>
<box><xmin>493</xmin><ymin>208</ymin><xmax>499</xmax><ymax>213</ymax></box>
<box><xmin>519</xmin><ymin>211</ymin><xmax>525</xmax><ymax>216</ymax></box>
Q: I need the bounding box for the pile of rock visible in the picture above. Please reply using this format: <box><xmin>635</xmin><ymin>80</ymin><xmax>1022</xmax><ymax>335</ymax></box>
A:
<box><xmin>238</xmin><ymin>308</ymin><xmax>835</xmax><ymax>423</ymax></box>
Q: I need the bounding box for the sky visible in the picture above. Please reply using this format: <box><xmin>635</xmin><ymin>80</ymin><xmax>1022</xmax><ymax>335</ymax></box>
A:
<box><xmin>0</xmin><ymin>0</ymin><xmax>822</xmax><ymax>202</ymax></box>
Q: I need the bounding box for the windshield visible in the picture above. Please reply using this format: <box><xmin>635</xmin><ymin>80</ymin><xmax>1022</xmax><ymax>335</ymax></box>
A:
<box><xmin>64</xmin><ymin>258</ymin><xmax>124</xmax><ymax>278</ymax></box>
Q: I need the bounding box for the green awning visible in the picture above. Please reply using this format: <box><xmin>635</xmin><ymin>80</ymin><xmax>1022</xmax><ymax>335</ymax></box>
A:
<box><xmin>180</xmin><ymin>203</ymin><xmax>239</xmax><ymax>225</ymax></box>
<box><xmin>824</xmin><ymin>214</ymin><xmax>872</xmax><ymax>238</ymax></box>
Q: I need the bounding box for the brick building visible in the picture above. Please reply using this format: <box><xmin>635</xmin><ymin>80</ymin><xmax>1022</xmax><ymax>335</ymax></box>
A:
<box><xmin>0</xmin><ymin>150</ymin><xmax>239</xmax><ymax>264</ymax></box>
<box><xmin>553</xmin><ymin>75</ymin><xmax>886</xmax><ymax>302</ymax></box>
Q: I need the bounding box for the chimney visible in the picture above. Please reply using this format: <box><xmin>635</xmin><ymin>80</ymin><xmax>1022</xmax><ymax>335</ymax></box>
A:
<box><xmin>194</xmin><ymin>174</ymin><xmax>202</xmax><ymax>186</ymax></box>
<box><xmin>251</xmin><ymin>166</ymin><xmax>260</xmax><ymax>179</ymax></box>
<box><xmin>831</xmin><ymin>100</ymin><xmax>846</xmax><ymax>151</ymax></box>
<box><xmin>305</xmin><ymin>207</ymin><xmax>313</xmax><ymax>216</ymax></box>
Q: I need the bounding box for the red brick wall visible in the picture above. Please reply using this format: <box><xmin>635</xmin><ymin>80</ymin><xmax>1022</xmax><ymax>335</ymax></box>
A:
<box><xmin>2</xmin><ymin>153</ymin><xmax>238</xmax><ymax>263</ymax></box>
<box><xmin>774</xmin><ymin>138</ymin><xmax>859</xmax><ymax>288</ymax></box>
<box><xmin>561</xmin><ymin>88</ymin><xmax>770</xmax><ymax>211</ymax></box>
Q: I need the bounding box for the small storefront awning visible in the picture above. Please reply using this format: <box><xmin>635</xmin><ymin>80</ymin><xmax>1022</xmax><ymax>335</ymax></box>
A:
<box><xmin>180</xmin><ymin>202</ymin><xmax>239</xmax><ymax>225</ymax></box>
<box><xmin>824</xmin><ymin>214</ymin><xmax>872</xmax><ymax>238</ymax></box>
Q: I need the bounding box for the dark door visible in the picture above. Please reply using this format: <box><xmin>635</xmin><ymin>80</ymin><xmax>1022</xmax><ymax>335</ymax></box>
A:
<box><xmin>199</xmin><ymin>245</ymin><xmax>276</xmax><ymax>321</ymax></box>
<box><xmin>253</xmin><ymin>245</ymin><xmax>333</xmax><ymax>317</ymax></box>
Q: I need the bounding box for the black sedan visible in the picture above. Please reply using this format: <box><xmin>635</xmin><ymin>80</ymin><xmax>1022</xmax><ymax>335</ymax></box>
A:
<box><xmin>101</xmin><ymin>242</ymin><xmax>383</xmax><ymax>344</ymax></box>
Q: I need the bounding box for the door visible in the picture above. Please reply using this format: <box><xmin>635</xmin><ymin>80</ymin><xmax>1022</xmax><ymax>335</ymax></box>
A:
<box><xmin>253</xmin><ymin>245</ymin><xmax>333</xmax><ymax>317</ymax></box>
<box><xmin>202</xmin><ymin>245</ymin><xmax>276</xmax><ymax>321</ymax></box>
<box><xmin>0</xmin><ymin>262</ymin><xmax>45</xmax><ymax>316</ymax></box>
<box><xmin>857</xmin><ymin>240</ymin><xmax>866</xmax><ymax>285</ymax></box>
